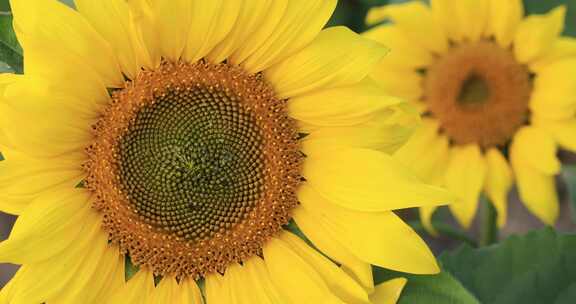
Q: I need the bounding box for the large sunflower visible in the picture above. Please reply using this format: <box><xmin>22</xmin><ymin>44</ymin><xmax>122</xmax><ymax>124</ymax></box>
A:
<box><xmin>364</xmin><ymin>0</ymin><xmax>576</xmax><ymax>230</ymax></box>
<box><xmin>0</xmin><ymin>0</ymin><xmax>451</xmax><ymax>303</ymax></box>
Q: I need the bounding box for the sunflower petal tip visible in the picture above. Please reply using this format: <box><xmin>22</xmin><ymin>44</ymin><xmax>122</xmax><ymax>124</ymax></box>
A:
<box><xmin>429</xmin><ymin>260</ymin><xmax>441</xmax><ymax>275</ymax></box>
<box><xmin>551</xmin><ymin>5</ymin><xmax>567</xmax><ymax>18</ymax></box>
<box><xmin>365</xmin><ymin>6</ymin><xmax>388</xmax><ymax>26</ymax></box>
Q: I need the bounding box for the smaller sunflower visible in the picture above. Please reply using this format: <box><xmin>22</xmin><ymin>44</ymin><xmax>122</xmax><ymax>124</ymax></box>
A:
<box><xmin>364</xmin><ymin>0</ymin><xmax>576</xmax><ymax>229</ymax></box>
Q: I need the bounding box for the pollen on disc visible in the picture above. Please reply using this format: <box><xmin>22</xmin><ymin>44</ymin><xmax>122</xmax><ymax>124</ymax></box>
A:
<box><xmin>85</xmin><ymin>61</ymin><xmax>303</xmax><ymax>279</ymax></box>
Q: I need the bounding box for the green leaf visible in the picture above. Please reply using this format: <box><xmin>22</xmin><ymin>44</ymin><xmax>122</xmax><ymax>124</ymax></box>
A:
<box><xmin>326</xmin><ymin>0</ymin><xmax>369</xmax><ymax>32</ymax></box>
<box><xmin>562</xmin><ymin>165</ymin><xmax>576</xmax><ymax>223</ymax></box>
<box><xmin>0</xmin><ymin>13</ymin><xmax>22</xmax><ymax>73</ymax></box>
<box><xmin>440</xmin><ymin>228</ymin><xmax>576</xmax><ymax>304</ymax></box>
<box><xmin>373</xmin><ymin>267</ymin><xmax>480</xmax><ymax>304</ymax></box>
<box><xmin>125</xmin><ymin>255</ymin><xmax>140</xmax><ymax>281</ymax></box>
<box><xmin>377</xmin><ymin>229</ymin><xmax>576</xmax><ymax>303</ymax></box>
<box><xmin>359</xmin><ymin>0</ymin><xmax>390</xmax><ymax>7</ymax></box>
<box><xmin>523</xmin><ymin>0</ymin><xmax>576</xmax><ymax>37</ymax></box>
<box><xmin>555</xmin><ymin>283</ymin><xmax>576</xmax><ymax>304</ymax></box>
<box><xmin>0</xmin><ymin>0</ymin><xmax>9</xmax><ymax>12</ymax></box>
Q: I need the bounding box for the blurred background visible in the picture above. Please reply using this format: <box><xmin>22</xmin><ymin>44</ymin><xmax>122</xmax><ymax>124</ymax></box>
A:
<box><xmin>0</xmin><ymin>0</ymin><xmax>576</xmax><ymax>290</ymax></box>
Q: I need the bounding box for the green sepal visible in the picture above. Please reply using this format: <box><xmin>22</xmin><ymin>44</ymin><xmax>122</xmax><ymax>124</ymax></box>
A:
<box><xmin>0</xmin><ymin>12</ymin><xmax>22</xmax><ymax>73</ymax></box>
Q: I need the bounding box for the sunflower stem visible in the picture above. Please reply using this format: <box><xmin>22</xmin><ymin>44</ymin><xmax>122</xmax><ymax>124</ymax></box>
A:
<box><xmin>479</xmin><ymin>198</ymin><xmax>498</xmax><ymax>247</ymax></box>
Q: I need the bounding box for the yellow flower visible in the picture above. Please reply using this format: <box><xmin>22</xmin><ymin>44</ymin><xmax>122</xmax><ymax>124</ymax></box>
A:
<box><xmin>0</xmin><ymin>0</ymin><xmax>451</xmax><ymax>303</ymax></box>
<box><xmin>364</xmin><ymin>0</ymin><xmax>576</xmax><ymax>230</ymax></box>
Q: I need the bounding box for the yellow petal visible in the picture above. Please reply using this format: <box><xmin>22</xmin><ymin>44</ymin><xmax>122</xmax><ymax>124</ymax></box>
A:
<box><xmin>6</xmin><ymin>62</ymin><xmax>109</xmax><ymax>114</ymax></box>
<box><xmin>225</xmin><ymin>258</ymin><xmax>285</xmax><ymax>304</ymax></box>
<box><xmin>395</xmin><ymin>120</ymin><xmax>450</xmax><ymax>184</ymax></box>
<box><xmin>1</xmin><ymin>74</ymin><xmax>103</xmax><ymax>116</ymax></box>
<box><xmin>205</xmin><ymin>274</ymin><xmax>231</xmax><ymax>304</ymax></box>
<box><xmin>221</xmin><ymin>263</ymin><xmax>253</xmax><ymax>304</ymax></box>
<box><xmin>429</xmin><ymin>0</ymin><xmax>458</xmax><ymax>41</ymax></box>
<box><xmin>453</xmin><ymin>0</ymin><xmax>489</xmax><ymax>42</ymax></box>
<box><xmin>126</xmin><ymin>0</ymin><xmax>161</xmax><ymax>67</ymax></box>
<box><xmin>0</xmin><ymin>77</ymin><xmax>97</xmax><ymax>158</ymax></box>
<box><xmin>0</xmin><ymin>73</ymin><xmax>20</xmax><ymax>90</ymax></box>
<box><xmin>279</xmin><ymin>232</ymin><xmax>370</xmax><ymax>304</ymax></box>
<box><xmin>514</xmin><ymin>6</ymin><xmax>566</xmax><ymax>63</ymax></box>
<box><xmin>144</xmin><ymin>277</ymin><xmax>201</xmax><ymax>304</ymax></box>
<box><xmin>289</xmin><ymin>80</ymin><xmax>401</xmax><ymax>127</ymax></box>
<box><xmin>8</xmin><ymin>214</ymin><xmax>109</xmax><ymax>303</ymax></box>
<box><xmin>530</xmin><ymin>58</ymin><xmax>576</xmax><ymax>120</ymax></box>
<box><xmin>362</xmin><ymin>25</ymin><xmax>434</xmax><ymax>69</ymax></box>
<box><xmin>93</xmin><ymin>252</ymin><xmax>126</xmax><ymax>301</ymax></box>
<box><xmin>298</xmin><ymin>184</ymin><xmax>440</xmax><ymax>275</ymax></box>
<box><xmin>301</xmin><ymin>103</ymin><xmax>420</xmax><ymax>154</ymax></box>
<box><xmin>145</xmin><ymin>277</ymin><xmax>176</xmax><ymax>304</ymax></box>
<box><xmin>0</xmin><ymin>188</ymin><xmax>91</xmax><ymax>264</ymax></box>
<box><xmin>488</xmin><ymin>0</ymin><xmax>523</xmax><ymax>47</ymax></box>
<box><xmin>107</xmin><ymin>269</ymin><xmax>155</xmax><ymax>304</ymax></box>
<box><xmin>365</xmin><ymin>5</ymin><xmax>389</xmax><ymax>25</ymax></box>
<box><xmin>0</xmin><ymin>104</ymin><xmax>92</xmax><ymax>158</ymax></box>
<box><xmin>209</xmin><ymin>0</ymin><xmax>281</xmax><ymax>63</ymax></box>
<box><xmin>510</xmin><ymin>126</ymin><xmax>560</xmax><ymax>175</ymax></box>
<box><xmin>52</xmin><ymin>245</ymin><xmax>123</xmax><ymax>304</ymax></box>
<box><xmin>293</xmin><ymin>206</ymin><xmax>374</xmax><ymax>293</ymax></box>
<box><xmin>484</xmin><ymin>149</ymin><xmax>513</xmax><ymax>228</ymax></box>
<box><xmin>175</xmin><ymin>278</ymin><xmax>203</xmax><ymax>304</ymax></box>
<box><xmin>9</xmin><ymin>31</ymin><xmax>112</xmax><ymax>109</ymax></box>
<box><xmin>241</xmin><ymin>0</ymin><xmax>336</xmax><ymax>73</ymax></box>
<box><xmin>303</xmin><ymin>148</ymin><xmax>452</xmax><ymax>212</ymax></box>
<box><xmin>75</xmin><ymin>0</ymin><xmax>152</xmax><ymax>78</ymax></box>
<box><xmin>263</xmin><ymin>237</ymin><xmax>342</xmax><ymax>303</ymax></box>
<box><xmin>535</xmin><ymin>118</ymin><xmax>576</xmax><ymax>152</ymax></box>
<box><xmin>266</xmin><ymin>26</ymin><xmax>388</xmax><ymax>98</ymax></box>
<box><xmin>369</xmin><ymin>278</ymin><xmax>407</xmax><ymax>304</ymax></box>
<box><xmin>511</xmin><ymin>153</ymin><xmax>559</xmax><ymax>225</ymax></box>
<box><xmin>367</xmin><ymin>2</ymin><xmax>448</xmax><ymax>54</ymax></box>
<box><xmin>530</xmin><ymin>37</ymin><xmax>576</xmax><ymax>71</ymax></box>
<box><xmin>370</xmin><ymin>67</ymin><xmax>423</xmax><ymax>101</ymax></box>
<box><xmin>420</xmin><ymin>206</ymin><xmax>439</xmax><ymax>236</ymax></box>
<box><xmin>445</xmin><ymin>145</ymin><xmax>486</xmax><ymax>228</ymax></box>
<box><xmin>11</xmin><ymin>0</ymin><xmax>123</xmax><ymax>86</ymax></box>
<box><xmin>394</xmin><ymin>119</ymin><xmax>442</xmax><ymax>164</ymax></box>
<box><xmin>225</xmin><ymin>0</ymin><xmax>288</xmax><ymax>66</ymax></box>
<box><xmin>510</xmin><ymin>127</ymin><xmax>560</xmax><ymax>225</ymax></box>
<box><xmin>183</xmin><ymin>0</ymin><xmax>241</xmax><ymax>63</ymax></box>
<box><xmin>0</xmin><ymin>149</ymin><xmax>84</xmax><ymax>215</ymax></box>
<box><xmin>147</xmin><ymin>0</ymin><xmax>191</xmax><ymax>61</ymax></box>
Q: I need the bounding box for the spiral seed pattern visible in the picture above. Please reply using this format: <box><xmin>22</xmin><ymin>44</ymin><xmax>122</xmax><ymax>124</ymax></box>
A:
<box><xmin>118</xmin><ymin>88</ymin><xmax>265</xmax><ymax>242</ymax></box>
<box><xmin>85</xmin><ymin>61</ymin><xmax>302</xmax><ymax>278</ymax></box>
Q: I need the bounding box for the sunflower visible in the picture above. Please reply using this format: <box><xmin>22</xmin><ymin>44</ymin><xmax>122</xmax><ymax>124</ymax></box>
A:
<box><xmin>363</xmin><ymin>0</ymin><xmax>576</xmax><ymax>230</ymax></box>
<box><xmin>0</xmin><ymin>0</ymin><xmax>451</xmax><ymax>303</ymax></box>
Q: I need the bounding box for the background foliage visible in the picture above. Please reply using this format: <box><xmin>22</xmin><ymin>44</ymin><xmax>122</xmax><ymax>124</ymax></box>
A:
<box><xmin>375</xmin><ymin>229</ymin><xmax>576</xmax><ymax>303</ymax></box>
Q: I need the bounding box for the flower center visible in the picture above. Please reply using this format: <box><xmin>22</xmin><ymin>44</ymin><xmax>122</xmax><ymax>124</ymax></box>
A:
<box><xmin>85</xmin><ymin>61</ymin><xmax>302</xmax><ymax>278</ymax></box>
<box><xmin>424</xmin><ymin>41</ymin><xmax>532</xmax><ymax>148</ymax></box>
<box><xmin>119</xmin><ymin>86</ymin><xmax>265</xmax><ymax>241</ymax></box>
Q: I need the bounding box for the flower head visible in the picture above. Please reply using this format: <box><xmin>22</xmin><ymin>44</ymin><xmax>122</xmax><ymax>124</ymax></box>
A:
<box><xmin>364</xmin><ymin>0</ymin><xmax>576</xmax><ymax>229</ymax></box>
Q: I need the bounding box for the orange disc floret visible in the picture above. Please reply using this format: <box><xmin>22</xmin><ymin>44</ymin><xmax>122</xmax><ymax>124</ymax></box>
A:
<box><xmin>424</xmin><ymin>41</ymin><xmax>532</xmax><ymax>148</ymax></box>
<box><xmin>84</xmin><ymin>60</ymin><xmax>303</xmax><ymax>279</ymax></box>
